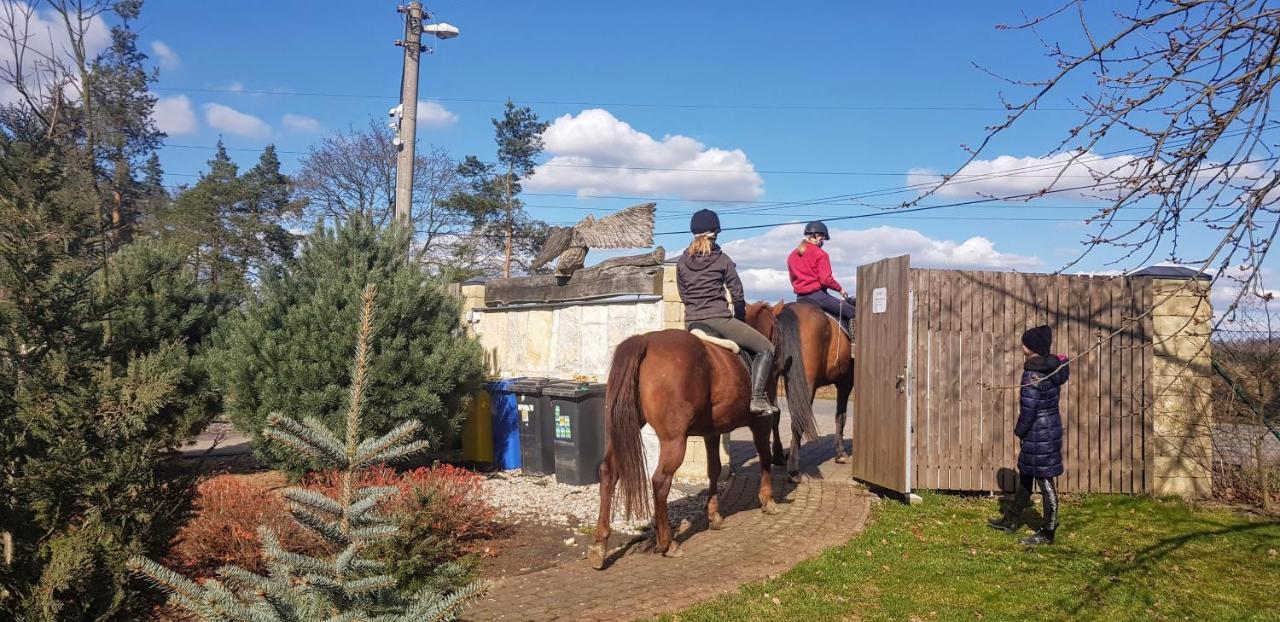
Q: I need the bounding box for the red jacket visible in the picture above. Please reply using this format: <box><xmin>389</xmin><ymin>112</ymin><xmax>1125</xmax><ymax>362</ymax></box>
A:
<box><xmin>787</xmin><ymin>243</ymin><xmax>843</xmax><ymax>295</ymax></box>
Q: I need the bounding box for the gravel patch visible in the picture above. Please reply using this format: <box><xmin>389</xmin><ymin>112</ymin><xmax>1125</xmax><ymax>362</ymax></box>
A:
<box><xmin>482</xmin><ymin>470</ymin><xmax>712</xmax><ymax>534</ymax></box>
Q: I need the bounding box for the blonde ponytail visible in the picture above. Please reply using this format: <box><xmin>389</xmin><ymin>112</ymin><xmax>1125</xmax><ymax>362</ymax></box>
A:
<box><xmin>687</xmin><ymin>233</ymin><xmax>716</xmax><ymax>257</ymax></box>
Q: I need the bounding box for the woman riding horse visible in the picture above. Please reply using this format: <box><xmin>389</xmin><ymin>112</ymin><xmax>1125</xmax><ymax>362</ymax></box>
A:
<box><xmin>787</xmin><ymin>220</ymin><xmax>855</xmax><ymax>337</ymax></box>
<box><xmin>677</xmin><ymin>209</ymin><xmax>780</xmax><ymax>417</ymax></box>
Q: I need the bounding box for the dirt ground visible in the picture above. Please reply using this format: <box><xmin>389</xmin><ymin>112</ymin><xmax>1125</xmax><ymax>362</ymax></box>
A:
<box><xmin>474</xmin><ymin>518</ymin><xmax>590</xmax><ymax>579</ymax></box>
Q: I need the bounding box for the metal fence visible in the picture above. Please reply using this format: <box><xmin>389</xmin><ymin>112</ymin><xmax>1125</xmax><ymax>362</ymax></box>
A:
<box><xmin>1210</xmin><ymin>328</ymin><xmax>1279</xmax><ymax>508</ymax></box>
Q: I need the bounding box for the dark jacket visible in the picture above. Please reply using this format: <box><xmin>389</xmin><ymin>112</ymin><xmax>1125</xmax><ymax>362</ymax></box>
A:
<box><xmin>677</xmin><ymin>246</ymin><xmax>746</xmax><ymax>322</ymax></box>
<box><xmin>1016</xmin><ymin>355</ymin><xmax>1070</xmax><ymax>479</ymax></box>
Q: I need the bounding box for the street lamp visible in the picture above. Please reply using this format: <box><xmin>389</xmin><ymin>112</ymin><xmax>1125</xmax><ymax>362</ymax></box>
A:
<box><xmin>424</xmin><ymin>22</ymin><xmax>459</xmax><ymax>40</ymax></box>
<box><xmin>393</xmin><ymin>4</ymin><xmax>459</xmax><ymax>225</ymax></box>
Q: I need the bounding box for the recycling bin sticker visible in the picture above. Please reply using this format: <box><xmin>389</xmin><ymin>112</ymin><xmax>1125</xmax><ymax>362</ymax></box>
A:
<box><xmin>554</xmin><ymin>405</ymin><xmax>572</xmax><ymax>440</ymax></box>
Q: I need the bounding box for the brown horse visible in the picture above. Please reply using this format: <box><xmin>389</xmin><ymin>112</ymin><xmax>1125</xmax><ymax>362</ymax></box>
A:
<box><xmin>744</xmin><ymin>301</ymin><xmax>788</xmax><ymax>464</ymax></box>
<box><xmin>589</xmin><ymin>329</ymin><xmax>819</xmax><ymax>568</ymax></box>
<box><xmin>774</xmin><ymin>301</ymin><xmax>855</xmax><ymax>481</ymax></box>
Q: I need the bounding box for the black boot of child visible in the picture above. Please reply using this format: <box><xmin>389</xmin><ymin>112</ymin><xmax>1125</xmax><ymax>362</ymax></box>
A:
<box><xmin>987</xmin><ymin>510</ymin><xmax>1020</xmax><ymax>534</ymax></box>
<box><xmin>1020</xmin><ymin>529</ymin><xmax>1055</xmax><ymax>545</ymax></box>
<box><xmin>1020</xmin><ymin>477</ymin><xmax>1059</xmax><ymax>545</ymax></box>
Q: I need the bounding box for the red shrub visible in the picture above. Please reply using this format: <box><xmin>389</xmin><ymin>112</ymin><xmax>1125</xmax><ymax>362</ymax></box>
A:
<box><xmin>164</xmin><ymin>474</ymin><xmax>328</xmax><ymax>577</ymax></box>
<box><xmin>305</xmin><ymin>464</ymin><xmax>501</xmax><ymax>545</ymax></box>
<box><xmin>167</xmin><ymin>464</ymin><xmax>500</xmax><ymax>586</ymax></box>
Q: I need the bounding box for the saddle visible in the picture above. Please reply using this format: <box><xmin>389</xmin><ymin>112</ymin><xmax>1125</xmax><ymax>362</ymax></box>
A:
<box><xmin>687</xmin><ymin>323</ymin><xmax>752</xmax><ymax>370</ymax></box>
<box><xmin>825</xmin><ymin>312</ymin><xmax>855</xmax><ymax>341</ymax></box>
<box><xmin>794</xmin><ymin>300</ymin><xmax>856</xmax><ymax>341</ymax></box>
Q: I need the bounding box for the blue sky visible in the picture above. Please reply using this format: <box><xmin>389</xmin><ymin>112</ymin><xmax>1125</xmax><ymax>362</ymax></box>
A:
<box><xmin>121</xmin><ymin>1</ymin><xmax>1275</xmax><ymax>306</ymax></box>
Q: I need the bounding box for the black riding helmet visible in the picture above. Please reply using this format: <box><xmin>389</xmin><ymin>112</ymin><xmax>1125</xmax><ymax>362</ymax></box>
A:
<box><xmin>804</xmin><ymin>220</ymin><xmax>830</xmax><ymax>240</ymax></box>
<box><xmin>691</xmin><ymin>209</ymin><xmax>721</xmax><ymax>235</ymax></box>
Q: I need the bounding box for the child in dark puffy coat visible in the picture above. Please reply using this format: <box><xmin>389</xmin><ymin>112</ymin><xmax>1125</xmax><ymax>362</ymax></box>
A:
<box><xmin>988</xmin><ymin>325</ymin><xmax>1069</xmax><ymax>545</ymax></box>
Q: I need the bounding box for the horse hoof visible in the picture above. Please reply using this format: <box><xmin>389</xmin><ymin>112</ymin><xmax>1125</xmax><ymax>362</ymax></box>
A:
<box><xmin>588</xmin><ymin>543</ymin><xmax>607</xmax><ymax>570</ymax></box>
<box><xmin>787</xmin><ymin>472</ymin><xmax>803</xmax><ymax>484</ymax></box>
<box><xmin>834</xmin><ymin>455</ymin><xmax>848</xmax><ymax>464</ymax></box>
<box><xmin>762</xmin><ymin>500</ymin><xmax>780</xmax><ymax>515</ymax></box>
<box><xmin>709</xmin><ymin>514</ymin><xmax>726</xmax><ymax>530</ymax></box>
<box><xmin>663</xmin><ymin>542</ymin><xmax>684</xmax><ymax>558</ymax></box>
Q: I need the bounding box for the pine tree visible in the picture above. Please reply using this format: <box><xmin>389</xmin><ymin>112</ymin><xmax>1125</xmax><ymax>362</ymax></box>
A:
<box><xmin>129</xmin><ymin>285</ymin><xmax>485</xmax><ymax>621</ymax></box>
<box><xmin>208</xmin><ymin>217</ymin><xmax>484</xmax><ymax>475</ymax></box>
<box><xmin>157</xmin><ymin>142</ymin><xmax>302</xmax><ymax>295</ymax></box>
<box><xmin>443</xmin><ymin>100</ymin><xmax>551</xmax><ymax>278</ymax></box>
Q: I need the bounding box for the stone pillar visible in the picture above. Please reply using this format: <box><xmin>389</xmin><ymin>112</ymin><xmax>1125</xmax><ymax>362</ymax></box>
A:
<box><xmin>675</xmin><ymin>435</ymin><xmax>733</xmax><ymax>483</ymax></box>
<box><xmin>458</xmin><ymin>281</ymin><xmax>486</xmax><ymax>336</ymax></box>
<box><xmin>1149</xmin><ymin>276</ymin><xmax>1214</xmax><ymax>498</ymax></box>
<box><xmin>661</xmin><ymin>264</ymin><xmax>685</xmax><ymax>330</ymax></box>
<box><xmin>658</xmin><ymin>264</ymin><xmax>731</xmax><ymax>482</ymax></box>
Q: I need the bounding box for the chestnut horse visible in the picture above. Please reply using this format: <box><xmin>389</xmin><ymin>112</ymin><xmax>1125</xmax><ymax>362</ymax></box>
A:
<box><xmin>744</xmin><ymin>302</ymin><xmax>788</xmax><ymax>464</ymax></box>
<box><xmin>774</xmin><ymin>301</ymin><xmax>855</xmax><ymax>481</ymax></box>
<box><xmin>589</xmin><ymin>329</ymin><xmax>819</xmax><ymax>567</ymax></box>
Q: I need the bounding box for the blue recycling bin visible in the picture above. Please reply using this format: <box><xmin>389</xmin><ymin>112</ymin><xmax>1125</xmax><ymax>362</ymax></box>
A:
<box><xmin>483</xmin><ymin>379</ymin><xmax>521</xmax><ymax>470</ymax></box>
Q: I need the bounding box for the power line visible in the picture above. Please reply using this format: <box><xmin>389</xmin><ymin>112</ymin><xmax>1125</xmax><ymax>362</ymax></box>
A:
<box><xmin>151</xmin><ymin>86</ymin><xmax>1077</xmax><ymax>112</ymax></box>
<box><xmin>652</xmin><ymin>180</ymin><xmax>1280</xmax><ymax>236</ymax></box>
<box><xmin>159</xmin><ymin>142</ymin><xmax>1142</xmax><ymax>178</ymax></box>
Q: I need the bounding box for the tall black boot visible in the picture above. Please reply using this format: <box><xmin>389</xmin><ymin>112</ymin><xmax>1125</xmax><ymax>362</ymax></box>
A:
<box><xmin>1021</xmin><ymin>478</ymin><xmax>1059</xmax><ymax>545</ymax></box>
<box><xmin>749</xmin><ymin>350</ymin><xmax>779</xmax><ymax>417</ymax></box>
<box><xmin>988</xmin><ymin>480</ymin><xmax>1031</xmax><ymax>533</ymax></box>
<box><xmin>987</xmin><ymin>509</ymin><xmax>1020</xmax><ymax>533</ymax></box>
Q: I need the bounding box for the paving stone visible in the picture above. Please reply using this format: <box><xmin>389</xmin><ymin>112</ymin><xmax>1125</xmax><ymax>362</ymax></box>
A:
<box><xmin>464</xmin><ymin>420</ymin><xmax>872</xmax><ymax>622</ymax></box>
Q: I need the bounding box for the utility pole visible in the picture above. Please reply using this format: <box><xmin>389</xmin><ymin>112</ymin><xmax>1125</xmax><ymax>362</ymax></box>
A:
<box><xmin>393</xmin><ymin>2</ymin><xmax>425</xmax><ymax>226</ymax></box>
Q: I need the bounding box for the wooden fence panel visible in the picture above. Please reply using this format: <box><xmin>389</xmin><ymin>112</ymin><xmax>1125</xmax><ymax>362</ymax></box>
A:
<box><xmin>906</xmin><ymin>268</ymin><xmax>1155</xmax><ymax>493</ymax></box>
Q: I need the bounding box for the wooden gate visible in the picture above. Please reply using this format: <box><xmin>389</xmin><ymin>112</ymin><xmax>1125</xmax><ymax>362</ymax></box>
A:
<box><xmin>852</xmin><ymin>255</ymin><xmax>913</xmax><ymax>493</ymax></box>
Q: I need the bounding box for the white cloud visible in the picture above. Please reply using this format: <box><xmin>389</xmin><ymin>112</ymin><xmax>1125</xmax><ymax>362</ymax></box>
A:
<box><xmin>719</xmin><ymin>223</ymin><xmax>1041</xmax><ymax>300</ymax></box>
<box><xmin>227</xmin><ymin>81</ymin><xmax>245</xmax><ymax>93</ymax></box>
<box><xmin>415</xmin><ymin>100</ymin><xmax>457</xmax><ymax>128</ymax></box>
<box><xmin>150</xmin><ymin>40</ymin><xmax>180</xmax><ymax>69</ymax></box>
<box><xmin>203</xmin><ymin>103</ymin><xmax>271</xmax><ymax>139</ymax></box>
<box><xmin>0</xmin><ymin>2</ymin><xmax>111</xmax><ymax>105</ymax></box>
<box><xmin>906</xmin><ymin>151</ymin><xmax>1152</xmax><ymax>202</ymax></box>
<box><xmin>524</xmin><ymin>109</ymin><xmax>765</xmax><ymax>202</ymax></box>
<box><xmin>152</xmin><ymin>94</ymin><xmax>196</xmax><ymax>135</ymax></box>
<box><xmin>282</xmin><ymin>112</ymin><xmax>321</xmax><ymax>133</ymax></box>
<box><xmin>907</xmin><ymin>150</ymin><xmax>1280</xmax><ymax>206</ymax></box>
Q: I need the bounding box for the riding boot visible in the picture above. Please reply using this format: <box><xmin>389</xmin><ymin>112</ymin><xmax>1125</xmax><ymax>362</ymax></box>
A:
<box><xmin>749</xmin><ymin>351</ymin><xmax>779</xmax><ymax>417</ymax></box>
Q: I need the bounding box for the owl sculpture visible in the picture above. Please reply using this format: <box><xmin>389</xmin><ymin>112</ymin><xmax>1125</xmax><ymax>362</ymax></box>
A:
<box><xmin>531</xmin><ymin>202</ymin><xmax>657</xmax><ymax>277</ymax></box>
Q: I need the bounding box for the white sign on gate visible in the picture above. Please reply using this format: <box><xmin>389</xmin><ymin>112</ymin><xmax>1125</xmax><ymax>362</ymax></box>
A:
<box><xmin>872</xmin><ymin>287</ymin><xmax>887</xmax><ymax>313</ymax></box>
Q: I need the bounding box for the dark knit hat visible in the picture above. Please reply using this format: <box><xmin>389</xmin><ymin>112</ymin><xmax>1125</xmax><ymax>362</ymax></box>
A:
<box><xmin>690</xmin><ymin>209</ymin><xmax>720</xmax><ymax>235</ymax></box>
<box><xmin>1022</xmin><ymin>325</ymin><xmax>1053</xmax><ymax>357</ymax></box>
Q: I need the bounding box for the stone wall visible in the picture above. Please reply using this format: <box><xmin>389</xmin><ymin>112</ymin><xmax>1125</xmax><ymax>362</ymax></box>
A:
<box><xmin>1149</xmin><ymin>277</ymin><xmax>1214</xmax><ymax>498</ymax></box>
<box><xmin>465</xmin><ymin>264</ymin><xmax>728</xmax><ymax>481</ymax></box>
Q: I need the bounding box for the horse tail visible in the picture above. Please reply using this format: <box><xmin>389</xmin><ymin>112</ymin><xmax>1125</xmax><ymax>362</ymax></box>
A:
<box><xmin>776</xmin><ymin>306</ymin><xmax>820</xmax><ymax>443</ymax></box>
<box><xmin>604</xmin><ymin>334</ymin><xmax>651</xmax><ymax>520</ymax></box>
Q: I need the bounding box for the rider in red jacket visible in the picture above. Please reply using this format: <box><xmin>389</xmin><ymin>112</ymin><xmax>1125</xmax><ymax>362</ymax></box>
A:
<box><xmin>787</xmin><ymin>221</ymin><xmax>855</xmax><ymax>334</ymax></box>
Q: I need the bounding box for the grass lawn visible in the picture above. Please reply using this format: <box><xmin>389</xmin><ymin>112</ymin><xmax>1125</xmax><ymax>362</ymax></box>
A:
<box><xmin>659</xmin><ymin>493</ymin><xmax>1280</xmax><ymax>622</ymax></box>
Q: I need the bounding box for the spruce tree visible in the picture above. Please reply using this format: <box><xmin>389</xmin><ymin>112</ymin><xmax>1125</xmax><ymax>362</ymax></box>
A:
<box><xmin>129</xmin><ymin>285</ymin><xmax>484</xmax><ymax>621</ymax></box>
<box><xmin>1</xmin><ymin>2</ymin><xmax>226</xmax><ymax>618</ymax></box>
